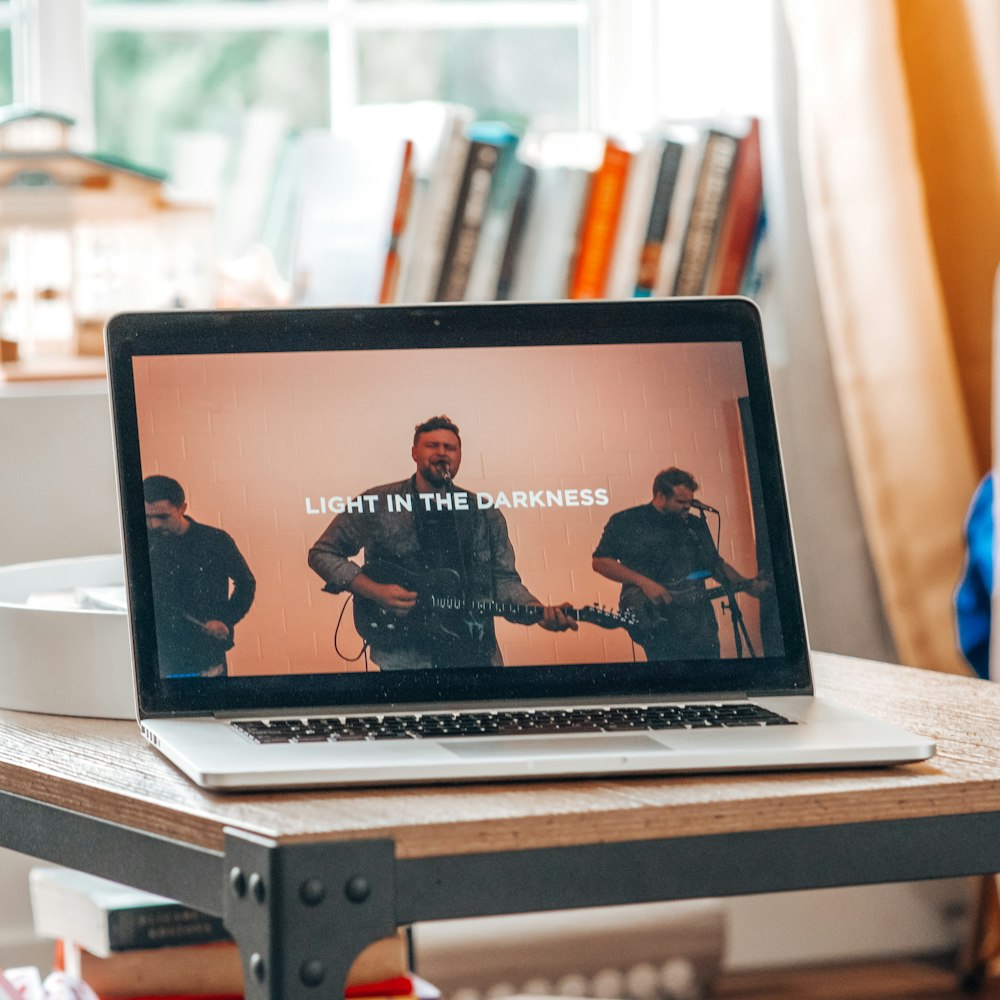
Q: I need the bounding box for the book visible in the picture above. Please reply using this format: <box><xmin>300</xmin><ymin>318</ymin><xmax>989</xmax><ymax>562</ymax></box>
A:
<box><xmin>289</xmin><ymin>124</ymin><xmax>409</xmax><ymax>306</ymax></box>
<box><xmin>604</xmin><ymin>137</ymin><xmax>665</xmax><ymax>300</ymax></box>
<box><xmin>632</xmin><ymin>136</ymin><xmax>685</xmax><ymax>297</ymax></box>
<box><xmin>462</xmin><ymin>122</ymin><xmax>522</xmax><ymax>302</ymax></box>
<box><xmin>378</xmin><ymin>138</ymin><xmax>416</xmax><ymax>304</ymax></box>
<box><xmin>56</xmin><ymin>931</ymin><xmax>413</xmax><ymax>998</ymax></box>
<box><xmin>567</xmin><ymin>137</ymin><xmax>632</xmax><ymax>299</ymax></box>
<box><xmin>493</xmin><ymin>161</ymin><xmax>535</xmax><ymax>301</ymax></box>
<box><xmin>397</xmin><ymin>104</ymin><xmax>474</xmax><ymax>303</ymax></box>
<box><xmin>705</xmin><ymin>117</ymin><xmax>762</xmax><ymax>296</ymax></box>
<box><xmin>506</xmin><ymin>163</ymin><xmax>591</xmax><ymax>301</ymax></box>
<box><xmin>671</xmin><ymin>126</ymin><xmax>741</xmax><ymax>296</ymax></box>
<box><xmin>30</xmin><ymin>869</ymin><xmax>229</xmax><ymax>958</ymax></box>
<box><xmin>434</xmin><ymin>138</ymin><xmax>503</xmax><ymax>301</ymax></box>
<box><xmin>738</xmin><ymin>203</ymin><xmax>769</xmax><ymax>299</ymax></box>
<box><xmin>62</xmin><ymin>941</ymin><xmax>242</xmax><ymax>998</ymax></box>
<box><xmin>651</xmin><ymin>129</ymin><xmax>707</xmax><ymax>297</ymax></box>
<box><xmin>57</xmin><ymin>942</ymin><xmax>424</xmax><ymax>1000</ymax></box>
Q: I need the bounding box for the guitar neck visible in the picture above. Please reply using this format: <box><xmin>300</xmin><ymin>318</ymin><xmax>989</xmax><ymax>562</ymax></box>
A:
<box><xmin>704</xmin><ymin>580</ymin><xmax>751</xmax><ymax>601</ymax></box>
<box><xmin>428</xmin><ymin>595</ymin><xmax>545</xmax><ymax>619</ymax></box>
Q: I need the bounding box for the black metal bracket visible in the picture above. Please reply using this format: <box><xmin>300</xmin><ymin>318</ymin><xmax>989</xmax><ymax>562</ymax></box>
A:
<box><xmin>0</xmin><ymin>790</ymin><xmax>223</xmax><ymax>914</ymax></box>
<box><xmin>223</xmin><ymin>829</ymin><xmax>397</xmax><ymax>1000</ymax></box>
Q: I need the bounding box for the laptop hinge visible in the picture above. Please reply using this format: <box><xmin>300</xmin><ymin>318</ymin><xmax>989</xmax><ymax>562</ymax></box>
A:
<box><xmin>212</xmin><ymin>692</ymin><xmax>758</xmax><ymax>719</ymax></box>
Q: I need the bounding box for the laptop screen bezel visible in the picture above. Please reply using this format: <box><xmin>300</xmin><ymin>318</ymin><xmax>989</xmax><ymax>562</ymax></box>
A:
<box><xmin>106</xmin><ymin>299</ymin><xmax>812</xmax><ymax>717</ymax></box>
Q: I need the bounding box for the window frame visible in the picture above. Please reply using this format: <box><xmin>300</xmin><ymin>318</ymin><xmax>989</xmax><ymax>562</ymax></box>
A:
<box><xmin>7</xmin><ymin>0</ymin><xmax>613</xmax><ymax>151</ymax></box>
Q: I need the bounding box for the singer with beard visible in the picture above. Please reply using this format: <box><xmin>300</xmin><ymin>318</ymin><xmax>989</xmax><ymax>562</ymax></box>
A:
<box><xmin>308</xmin><ymin>415</ymin><xmax>577</xmax><ymax>670</ymax></box>
<box><xmin>592</xmin><ymin>467</ymin><xmax>767</xmax><ymax>661</ymax></box>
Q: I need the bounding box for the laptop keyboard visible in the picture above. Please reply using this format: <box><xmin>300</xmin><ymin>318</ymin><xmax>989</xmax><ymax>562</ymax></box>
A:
<box><xmin>233</xmin><ymin>703</ymin><xmax>796</xmax><ymax>744</ymax></box>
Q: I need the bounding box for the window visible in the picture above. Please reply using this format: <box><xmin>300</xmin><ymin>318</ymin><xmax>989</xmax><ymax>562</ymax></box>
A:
<box><xmin>5</xmin><ymin>2</ymin><xmax>772</xmax><ymax>172</ymax></box>
<box><xmin>91</xmin><ymin>28</ymin><xmax>330</xmax><ymax>171</ymax></box>
<box><xmin>0</xmin><ymin>0</ymin><xmax>584</xmax><ymax>176</ymax></box>
<box><xmin>0</xmin><ymin>1</ymin><xmax>12</xmax><ymax>106</ymax></box>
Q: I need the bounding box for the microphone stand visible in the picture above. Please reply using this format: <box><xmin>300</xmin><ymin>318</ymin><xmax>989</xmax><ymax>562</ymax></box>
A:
<box><xmin>719</xmin><ymin>577</ymin><xmax>757</xmax><ymax>659</ymax></box>
<box><xmin>695</xmin><ymin>507</ymin><xmax>758</xmax><ymax>660</ymax></box>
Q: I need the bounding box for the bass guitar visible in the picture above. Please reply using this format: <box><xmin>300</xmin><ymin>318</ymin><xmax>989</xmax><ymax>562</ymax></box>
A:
<box><xmin>353</xmin><ymin>559</ymin><xmax>638</xmax><ymax>652</ymax></box>
<box><xmin>621</xmin><ymin>574</ymin><xmax>758</xmax><ymax>643</ymax></box>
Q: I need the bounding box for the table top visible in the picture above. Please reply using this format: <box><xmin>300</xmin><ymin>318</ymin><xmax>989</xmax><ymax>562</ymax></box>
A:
<box><xmin>0</xmin><ymin>652</ymin><xmax>995</xmax><ymax>860</ymax></box>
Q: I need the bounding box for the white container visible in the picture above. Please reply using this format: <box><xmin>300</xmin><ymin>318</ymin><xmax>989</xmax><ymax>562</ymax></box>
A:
<box><xmin>0</xmin><ymin>554</ymin><xmax>134</xmax><ymax>719</ymax></box>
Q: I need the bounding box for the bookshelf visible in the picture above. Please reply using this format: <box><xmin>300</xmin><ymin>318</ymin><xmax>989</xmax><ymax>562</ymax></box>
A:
<box><xmin>281</xmin><ymin>109</ymin><xmax>765</xmax><ymax>311</ymax></box>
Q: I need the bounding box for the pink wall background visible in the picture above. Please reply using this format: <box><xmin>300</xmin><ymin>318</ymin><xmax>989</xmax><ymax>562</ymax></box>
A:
<box><xmin>133</xmin><ymin>341</ymin><xmax>763</xmax><ymax>675</ymax></box>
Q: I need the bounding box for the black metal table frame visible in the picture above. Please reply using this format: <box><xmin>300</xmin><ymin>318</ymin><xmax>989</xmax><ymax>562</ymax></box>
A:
<box><xmin>3</xmin><ymin>789</ymin><xmax>996</xmax><ymax>1000</ymax></box>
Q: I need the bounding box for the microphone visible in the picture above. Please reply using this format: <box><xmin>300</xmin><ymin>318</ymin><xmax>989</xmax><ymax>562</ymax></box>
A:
<box><xmin>689</xmin><ymin>498</ymin><xmax>719</xmax><ymax>513</ymax></box>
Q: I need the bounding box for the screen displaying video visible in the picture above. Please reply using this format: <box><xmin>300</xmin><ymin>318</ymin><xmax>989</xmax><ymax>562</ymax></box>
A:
<box><xmin>133</xmin><ymin>340</ymin><xmax>785</xmax><ymax>679</ymax></box>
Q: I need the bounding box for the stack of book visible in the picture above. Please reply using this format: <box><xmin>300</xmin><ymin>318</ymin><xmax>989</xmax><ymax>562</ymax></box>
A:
<box><xmin>283</xmin><ymin>105</ymin><xmax>765</xmax><ymax>309</ymax></box>
<box><xmin>30</xmin><ymin>868</ymin><xmax>434</xmax><ymax>1000</ymax></box>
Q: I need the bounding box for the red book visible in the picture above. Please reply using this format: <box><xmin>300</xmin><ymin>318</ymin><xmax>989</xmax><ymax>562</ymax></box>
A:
<box><xmin>568</xmin><ymin>139</ymin><xmax>632</xmax><ymax>299</ymax></box>
<box><xmin>347</xmin><ymin>976</ymin><xmax>416</xmax><ymax>997</ymax></box>
<box><xmin>705</xmin><ymin>118</ymin><xmax>762</xmax><ymax>296</ymax></box>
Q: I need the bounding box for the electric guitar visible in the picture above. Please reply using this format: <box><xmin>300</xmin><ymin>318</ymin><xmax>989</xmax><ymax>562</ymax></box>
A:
<box><xmin>621</xmin><ymin>573</ymin><xmax>760</xmax><ymax>643</ymax></box>
<box><xmin>352</xmin><ymin>559</ymin><xmax>638</xmax><ymax>652</ymax></box>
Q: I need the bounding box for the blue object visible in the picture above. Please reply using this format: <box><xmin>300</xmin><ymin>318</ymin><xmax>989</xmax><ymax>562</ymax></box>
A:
<box><xmin>956</xmin><ymin>474</ymin><xmax>994</xmax><ymax>678</ymax></box>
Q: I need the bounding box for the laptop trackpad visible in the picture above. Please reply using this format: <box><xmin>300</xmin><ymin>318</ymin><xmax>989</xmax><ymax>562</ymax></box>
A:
<box><xmin>440</xmin><ymin>735</ymin><xmax>667</xmax><ymax>759</ymax></box>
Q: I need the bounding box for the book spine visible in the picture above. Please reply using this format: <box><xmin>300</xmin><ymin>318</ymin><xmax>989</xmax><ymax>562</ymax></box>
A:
<box><xmin>604</xmin><ymin>140</ymin><xmax>662</xmax><ymax>299</ymax></box>
<box><xmin>705</xmin><ymin>118</ymin><xmax>762</xmax><ymax>296</ymax></box>
<box><xmin>738</xmin><ymin>204</ymin><xmax>769</xmax><ymax>298</ymax></box>
<box><xmin>633</xmin><ymin>140</ymin><xmax>684</xmax><ymax>297</ymax></box>
<box><xmin>568</xmin><ymin>140</ymin><xmax>632</xmax><ymax>299</ymax></box>
<box><xmin>463</xmin><ymin>128</ymin><xmax>521</xmax><ymax>302</ymax></box>
<box><xmin>671</xmin><ymin>129</ymin><xmax>740</xmax><ymax>297</ymax></box>
<box><xmin>378</xmin><ymin>139</ymin><xmax>416</xmax><ymax>304</ymax></box>
<box><xmin>435</xmin><ymin>140</ymin><xmax>501</xmax><ymax>301</ymax></box>
<box><xmin>494</xmin><ymin>164</ymin><xmax>535</xmax><ymax>300</ymax></box>
<box><xmin>410</xmin><ymin>120</ymin><xmax>470</xmax><ymax>302</ymax></box>
<box><xmin>108</xmin><ymin>905</ymin><xmax>229</xmax><ymax>952</ymax></box>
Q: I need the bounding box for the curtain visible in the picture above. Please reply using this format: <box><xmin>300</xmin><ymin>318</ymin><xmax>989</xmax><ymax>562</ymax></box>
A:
<box><xmin>782</xmin><ymin>0</ymin><xmax>1000</xmax><ymax>674</ymax></box>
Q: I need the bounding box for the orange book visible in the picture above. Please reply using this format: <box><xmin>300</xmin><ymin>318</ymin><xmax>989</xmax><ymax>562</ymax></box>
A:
<box><xmin>568</xmin><ymin>139</ymin><xmax>632</xmax><ymax>299</ymax></box>
<box><xmin>56</xmin><ymin>928</ymin><xmax>410</xmax><ymax>998</ymax></box>
<box><xmin>378</xmin><ymin>139</ymin><xmax>416</xmax><ymax>304</ymax></box>
<box><xmin>705</xmin><ymin>118</ymin><xmax>762</xmax><ymax>296</ymax></box>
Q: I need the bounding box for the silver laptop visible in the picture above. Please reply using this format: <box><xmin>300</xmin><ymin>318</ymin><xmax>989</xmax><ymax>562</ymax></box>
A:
<box><xmin>105</xmin><ymin>298</ymin><xmax>933</xmax><ymax>789</ymax></box>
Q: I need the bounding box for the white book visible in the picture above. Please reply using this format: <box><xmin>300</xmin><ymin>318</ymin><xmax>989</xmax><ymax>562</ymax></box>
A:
<box><xmin>604</xmin><ymin>137</ymin><xmax>665</xmax><ymax>300</ymax></box>
<box><xmin>29</xmin><ymin>868</ymin><xmax>227</xmax><ymax>958</ymax></box>
<box><xmin>290</xmin><ymin>126</ymin><xmax>405</xmax><ymax>306</ymax></box>
<box><xmin>506</xmin><ymin>131</ymin><xmax>603</xmax><ymax>302</ymax></box>
<box><xmin>507</xmin><ymin>164</ymin><xmax>592</xmax><ymax>301</ymax></box>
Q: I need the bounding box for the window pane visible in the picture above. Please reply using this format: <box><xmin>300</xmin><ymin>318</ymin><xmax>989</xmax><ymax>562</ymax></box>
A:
<box><xmin>358</xmin><ymin>28</ymin><xmax>580</xmax><ymax>130</ymax></box>
<box><xmin>90</xmin><ymin>1</ymin><xmax>319</xmax><ymax>5</ymax></box>
<box><xmin>92</xmin><ymin>30</ymin><xmax>328</xmax><ymax>172</ymax></box>
<box><xmin>357</xmin><ymin>0</ymin><xmax>575</xmax><ymax>3</ymax></box>
<box><xmin>0</xmin><ymin>28</ymin><xmax>11</xmax><ymax>106</ymax></box>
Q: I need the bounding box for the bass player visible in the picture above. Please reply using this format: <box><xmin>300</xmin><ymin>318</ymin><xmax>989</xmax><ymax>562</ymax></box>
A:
<box><xmin>592</xmin><ymin>467</ymin><xmax>768</xmax><ymax>661</ymax></box>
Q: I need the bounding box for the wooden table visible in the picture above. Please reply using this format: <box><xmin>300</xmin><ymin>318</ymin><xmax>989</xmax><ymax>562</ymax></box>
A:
<box><xmin>2</xmin><ymin>652</ymin><xmax>999</xmax><ymax>999</ymax></box>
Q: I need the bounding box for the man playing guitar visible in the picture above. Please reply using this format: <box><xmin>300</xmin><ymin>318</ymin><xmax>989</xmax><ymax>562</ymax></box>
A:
<box><xmin>308</xmin><ymin>415</ymin><xmax>577</xmax><ymax>670</ymax></box>
<box><xmin>592</xmin><ymin>467</ymin><xmax>768</xmax><ymax>661</ymax></box>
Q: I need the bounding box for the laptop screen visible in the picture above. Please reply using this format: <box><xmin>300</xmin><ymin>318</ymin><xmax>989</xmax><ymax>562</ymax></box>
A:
<box><xmin>108</xmin><ymin>300</ymin><xmax>810</xmax><ymax>716</ymax></box>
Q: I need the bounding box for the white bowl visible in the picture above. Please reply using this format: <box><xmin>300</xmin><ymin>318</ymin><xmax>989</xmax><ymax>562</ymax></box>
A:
<box><xmin>0</xmin><ymin>554</ymin><xmax>134</xmax><ymax>719</ymax></box>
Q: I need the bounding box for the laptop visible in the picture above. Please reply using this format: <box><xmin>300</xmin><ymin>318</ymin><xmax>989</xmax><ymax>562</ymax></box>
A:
<box><xmin>105</xmin><ymin>298</ymin><xmax>934</xmax><ymax>789</ymax></box>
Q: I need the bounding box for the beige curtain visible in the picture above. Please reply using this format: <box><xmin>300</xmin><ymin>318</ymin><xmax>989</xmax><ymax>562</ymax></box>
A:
<box><xmin>782</xmin><ymin>0</ymin><xmax>1000</xmax><ymax>674</ymax></box>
